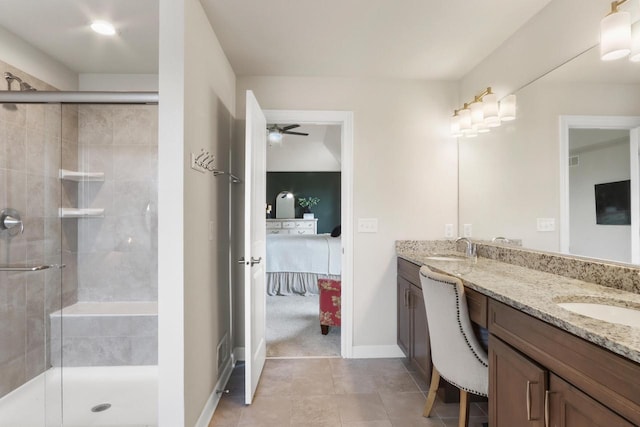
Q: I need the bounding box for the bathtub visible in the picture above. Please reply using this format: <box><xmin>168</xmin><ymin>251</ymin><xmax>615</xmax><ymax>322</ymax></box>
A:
<box><xmin>0</xmin><ymin>365</ymin><xmax>157</xmax><ymax>427</ymax></box>
<box><xmin>50</xmin><ymin>301</ymin><xmax>158</xmax><ymax>367</ymax></box>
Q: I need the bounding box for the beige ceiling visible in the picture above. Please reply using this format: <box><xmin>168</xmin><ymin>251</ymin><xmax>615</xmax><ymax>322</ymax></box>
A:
<box><xmin>0</xmin><ymin>0</ymin><xmax>553</xmax><ymax>79</ymax></box>
<box><xmin>201</xmin><ymin>0</ymin><xmax>553</xmax><ymax>79</ymax></box>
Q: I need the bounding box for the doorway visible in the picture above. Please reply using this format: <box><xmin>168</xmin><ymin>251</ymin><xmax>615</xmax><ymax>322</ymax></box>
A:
<box><xmin>263</xmin><ymin>110</ymin><xmax>354</xmax><ymax>358</ymax></box>
<box><xmin>560</xmin><ymin>115</ymin><xmax>640</xmax><ymax>264</ymax></box>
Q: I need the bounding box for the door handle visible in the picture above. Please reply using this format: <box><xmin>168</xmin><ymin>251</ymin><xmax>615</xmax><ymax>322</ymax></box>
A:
<box><xmin>526</xmin><ymin>380</ymin><xmax>537</xmax><ymax>421</ymax></box>
<box><xmin>544</xmin><ymin>390</ymin><xmax>550</xmax><ymax>427</ymax></box>
<box><xmin>250</xmin><ymin>257</ymin><xmax>262</xmax><ymax>266</ymax></box>
<box><xmin>237</xmin><ymin>257</ymin><xmax>247</xmax><ymax>265</ymax></box>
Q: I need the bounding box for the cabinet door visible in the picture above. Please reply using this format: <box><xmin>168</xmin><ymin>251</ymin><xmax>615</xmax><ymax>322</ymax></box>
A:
<box><xmin>490</xmin><ymin>335</ymin><xmax>547</xmax><ymax>427</ymax></box>
<box><xmin>410</xmin><ymin>285</ymin><xmax>431</xmax><ymax>381</ymax></box>
<box><xmin>397</xmin><ymin>277</ymin><xmax>412</xmax><ymax>357</ymax></box>
<box><xmin>548</xmin><ymin>374</ymin><xmax>634</xmax><ymax>427</ymax></box>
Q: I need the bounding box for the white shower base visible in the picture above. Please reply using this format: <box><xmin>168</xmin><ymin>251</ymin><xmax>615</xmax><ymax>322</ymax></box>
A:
<box><xmin>0</xmin><ymin>365</ymin><xmax>157</xmax><ymax>427</ymax></box>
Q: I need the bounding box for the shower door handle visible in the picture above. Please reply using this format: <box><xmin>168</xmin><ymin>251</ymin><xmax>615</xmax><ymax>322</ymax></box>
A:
<box><xmin>0</xmin><ymin>264</ymin><xmax>65</xmax><ymax>272</ymax></box>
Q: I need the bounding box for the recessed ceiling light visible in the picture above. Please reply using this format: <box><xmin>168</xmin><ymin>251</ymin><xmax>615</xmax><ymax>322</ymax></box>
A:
<box><xmin>91</xmin><ymin>20</ymin><xmax>116</xmax><ymax>36</ymax></box>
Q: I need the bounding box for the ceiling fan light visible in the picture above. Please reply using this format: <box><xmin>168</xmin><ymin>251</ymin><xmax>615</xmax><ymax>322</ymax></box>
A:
<box><xmin>600</xmin><ymin>9</ymin><xmax>631</xmax><ymax>61</ymax></box>
<box><xmin>268</xmin><ymin>130</ymin><xmax>282</xmax><ymax>144</ymax></box>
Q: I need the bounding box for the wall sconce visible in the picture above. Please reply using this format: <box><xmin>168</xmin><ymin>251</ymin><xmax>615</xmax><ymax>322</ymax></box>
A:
<box><xmin>600</xmin><ymin>0</ymin><xmax>640</xmax><ymax>61</ymax></box>
<box><xmin>450</xmin><ymin>87</ymin><xmax>516</xmax><ymax>138</ymax></box>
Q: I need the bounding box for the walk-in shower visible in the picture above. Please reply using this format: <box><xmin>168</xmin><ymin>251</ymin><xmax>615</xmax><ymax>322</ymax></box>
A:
<box><xmin>0</xmin><ymin>69</ymin><xmax>159</xmax><ymax>427</ymax></box>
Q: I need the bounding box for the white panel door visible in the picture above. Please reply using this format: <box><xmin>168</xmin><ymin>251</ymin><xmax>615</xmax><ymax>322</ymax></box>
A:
<box><xmin>244</xmin><ymin>90</ymin><xmax>267</xmax><ymax>404</ymax></box>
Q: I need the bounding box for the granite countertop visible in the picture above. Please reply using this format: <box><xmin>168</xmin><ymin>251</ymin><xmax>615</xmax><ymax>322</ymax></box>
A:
<box><xmin>397</xmin><ymin>250</ymin><xmax>640</xmax><ymax>364</ymax></box>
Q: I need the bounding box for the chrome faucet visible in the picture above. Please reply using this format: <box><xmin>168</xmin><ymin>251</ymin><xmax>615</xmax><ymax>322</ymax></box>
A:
<box><xmin>455</xmin><ymin>237</ymin><xmax>476</xmax><ymax>257</ymax></box>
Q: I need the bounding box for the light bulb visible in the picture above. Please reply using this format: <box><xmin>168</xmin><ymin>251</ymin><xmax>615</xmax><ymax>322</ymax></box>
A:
<box><xmin>470</xmin><ymin>101</ymin><xmax>484</xmax><ymax>125</ymax></box>
<box><xmin>268</xmin><ymin>131</ymin><xmax>282</xmax><ymax>144</ymax></box>
<box><xmin>459</xmin><ymin>107</ymin><xmax>472</xmax><ymax>131</ymax></box>
<box><xmin>499</xmin><ymin>95</ymin><xmax>516</xmax><ymax>122</ymax></box>
<box><xmin>600</xmin><ymin>9</ymin><xmax>631</xmax><ymax>61</ymax></box>
<box><xmin>91</xmin><ymin>20</ymin><xmax>116</xmax><ymax>36</ymax></box>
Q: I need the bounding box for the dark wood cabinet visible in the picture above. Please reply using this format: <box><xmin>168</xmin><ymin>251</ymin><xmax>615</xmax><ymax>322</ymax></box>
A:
<box><xmin>396</xmin><ymin>263</ymin><xmax>431</xmax><ymax>381</ymax></box>
<box><xmin>489</xmin><ymin>335</ymin><xmax>547</xmax><ymax>426</ymax></box>
<box><xmin>489</xmin><ymin>299</ymin><xmax>640</xmax><ymax>426</ymax></box>
<box><xmin>548</xmin><ymin>374</ymin><xmax>634</xmax><ymax>427</ymax></box>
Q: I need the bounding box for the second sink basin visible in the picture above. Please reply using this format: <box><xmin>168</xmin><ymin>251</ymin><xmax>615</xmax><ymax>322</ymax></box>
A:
<box><xmin>557</xmin><ymin>302</ymin><xmax>640</xmax><ymax>328</ymax></box>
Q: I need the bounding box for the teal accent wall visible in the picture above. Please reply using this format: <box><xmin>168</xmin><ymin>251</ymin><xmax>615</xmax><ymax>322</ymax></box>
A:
<box><xmin>267</xmin><ymin>172</ymin><xmax>341</xmax><ymax>234</ymax></box>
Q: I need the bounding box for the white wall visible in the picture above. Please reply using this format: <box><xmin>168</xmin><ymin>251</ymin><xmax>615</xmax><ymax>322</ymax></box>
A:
<box><xmin>570</xmin><ymin>139</ymin><xmax>631</xmax><ymax>262</ymax></box>
<box><xmin>236</xmin><ymin>76</ymin><xmax>458</xmax><ymax>351</ymax></box>
<box><xmin>78</xmin><ymin>73</ymin><xmax>159</xmax><ymax>91</ymax></box>
<box><xmin>0</xmin><ymin>25</ymin><xmax>77</xmax><ymax>90</ymax></box>
<box><xmin>158</xmin><ymin>0</ymin><xmax>236</xmax><ymax>425</ymax></box>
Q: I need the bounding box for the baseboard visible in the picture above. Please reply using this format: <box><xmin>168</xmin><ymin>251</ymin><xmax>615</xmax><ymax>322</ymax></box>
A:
<box><xmin>350</xmin><ymin>344</ymin><xmax>405</xmax><ymax>359</ymax></box>
<box><xmin>193</xmin><ymin>357</ymin><xmax>234</xmax><ymax>427</ymax></box>
<box><xmin>233</xmin><ymin>346</ymin><xmax>245</xmax><ymax>361</ymax></box>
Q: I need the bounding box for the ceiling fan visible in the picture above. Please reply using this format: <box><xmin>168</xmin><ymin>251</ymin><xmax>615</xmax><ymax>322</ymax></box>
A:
<box><xmin>267</xmin><ymin>124</ymin><xmax>308</xmax><ymax>144</ymax></box>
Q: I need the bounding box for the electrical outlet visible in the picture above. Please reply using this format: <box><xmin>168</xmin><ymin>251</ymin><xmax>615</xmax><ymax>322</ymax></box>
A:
<box><xmin>444</xmin><ymin>224</ymin><xmax>454</xmax><ymax>238</ymax></box>
<box><xmin>463</xmin><ymin>224</ymin><xmax>472</xmax><ymax>237</ymax></box>
<box><xmin>357</xmin><ymin>218</ymin><xmax>378</xmax><ymax>233</ymax></box>
<box><xmin>537</xmin><ymin>218</ymin><xmax>555</xmax><ymax>232</ymax></box>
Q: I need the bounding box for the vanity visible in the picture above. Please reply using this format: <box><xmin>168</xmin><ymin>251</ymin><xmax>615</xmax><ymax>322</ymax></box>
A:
<box><xmin>397</xmin><ymin>241</ymin><xmax>640</xmax><ymax>426</ymax></box>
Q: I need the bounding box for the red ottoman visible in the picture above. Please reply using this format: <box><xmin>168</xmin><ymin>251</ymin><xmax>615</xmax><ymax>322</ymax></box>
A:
<box><xmin>319</xmin><ymin>278</ymin><xmax>341</xmax><ymax>335</ymax></box>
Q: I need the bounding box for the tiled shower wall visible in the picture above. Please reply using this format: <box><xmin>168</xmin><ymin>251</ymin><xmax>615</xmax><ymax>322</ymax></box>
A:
<box><xmin>0</xmin><ymin>61</ymin><xmax>79</xmax><ymax>398</ymax></box>
<box><xmin>76</xmin><ymin>105</ymin><xmax>158</xmax><ymax>301</ymax></box>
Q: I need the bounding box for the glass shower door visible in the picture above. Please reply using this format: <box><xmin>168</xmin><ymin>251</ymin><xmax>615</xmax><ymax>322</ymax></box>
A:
<box><xmin>0</xmin><ymin>102</ymin><xmax>64</xmax><ymax>426</ymax></box>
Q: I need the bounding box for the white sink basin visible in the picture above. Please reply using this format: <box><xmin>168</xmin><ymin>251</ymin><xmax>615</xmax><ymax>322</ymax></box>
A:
<box><xmin>557</xmin><ymin>302</ymin><xmax>640</xmax><ymax>328</ymax></box>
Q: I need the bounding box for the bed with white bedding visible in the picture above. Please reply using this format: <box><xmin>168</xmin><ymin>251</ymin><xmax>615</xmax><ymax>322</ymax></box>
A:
<box><xmin>266</xmin><ymin>234</ymin><xmax>341</xmax><ymax>295</ymax></box>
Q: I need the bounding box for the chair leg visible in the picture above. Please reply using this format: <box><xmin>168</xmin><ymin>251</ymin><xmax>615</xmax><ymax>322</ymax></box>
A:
<box><xmin>321</xmin><ymin>325</ymin><xmax>329</xmax><ymax>335</ymax></box>
<box><xmin>423</xmin><ymin>366</ymin><xmax>440</xmax><ymax>417</ymax></box>
<box><xmin>458</xmin><ymin>389</ymin><xmax>469</xmax><ymax>427</ymax></box>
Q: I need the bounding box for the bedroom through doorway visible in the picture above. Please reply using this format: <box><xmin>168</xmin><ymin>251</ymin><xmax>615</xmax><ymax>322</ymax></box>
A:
<box><xmin>264</xmin><ymin>121</ymin><xmax>344</xmax><ymax>358</ymax></box>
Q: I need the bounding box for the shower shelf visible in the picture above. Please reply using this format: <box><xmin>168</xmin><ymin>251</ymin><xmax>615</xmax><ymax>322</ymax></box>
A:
<box><xmin>59</xmin><ymin>168</ymin><xmax>105</xmax><ymax>182</ymax></box>
<box><xmin>59</xmin><ymin>208</ymin><xmax>105</xmax><ymax>218</ymax></box>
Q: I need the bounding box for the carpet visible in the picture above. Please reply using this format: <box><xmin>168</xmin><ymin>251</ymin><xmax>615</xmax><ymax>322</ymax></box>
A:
<box><xmin>266</xmin><ymin>294</ymin><xmax>341</xmax><ymax>357</ymax></box>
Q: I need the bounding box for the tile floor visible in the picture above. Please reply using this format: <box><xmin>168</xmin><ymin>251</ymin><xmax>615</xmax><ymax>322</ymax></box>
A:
<box><xmin>209</xmin><ymin>358</ymin><xmax>488</xmax><ymax>426</ymax></box>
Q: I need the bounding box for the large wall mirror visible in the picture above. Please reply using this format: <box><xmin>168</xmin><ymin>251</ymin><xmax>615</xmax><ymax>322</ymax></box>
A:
<box><xmin>458</xmin><ymin>45</ymin><xmax>640</xmax><ymax>265</ymax></box>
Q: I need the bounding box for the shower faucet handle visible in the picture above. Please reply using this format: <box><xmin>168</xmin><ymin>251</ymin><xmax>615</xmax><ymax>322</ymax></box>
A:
<box><xmin>0</xmin><ymin>208</ymin><xmax>24</xmax><ymax>235</ymax></box>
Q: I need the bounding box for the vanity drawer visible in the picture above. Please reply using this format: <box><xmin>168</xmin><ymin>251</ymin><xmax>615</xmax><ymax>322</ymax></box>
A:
<box><xmin>398</xmin><ymin>258</ymin><xmax>421</xmax><ymax>286</ymax></box>
<box><xmin>465</xmin><ymin>287</ymin><xmax>487</xmax><ymax>327</ymax></box>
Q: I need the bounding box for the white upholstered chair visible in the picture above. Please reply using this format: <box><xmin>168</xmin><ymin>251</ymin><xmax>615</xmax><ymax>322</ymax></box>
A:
<box><xmin>419</xmin><ymin>265</ymin><xmax>488</xmax><ymax>427</ymax></box>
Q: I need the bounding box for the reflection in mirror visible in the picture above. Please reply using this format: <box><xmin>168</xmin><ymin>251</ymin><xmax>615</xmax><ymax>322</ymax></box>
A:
<box><xmin>275</xmin><ymin>191</ymin><xmax>295</xmax><ymax>218</ymax></box>
<box><xmin>568</xmin><ymin>129</ymin><xmax>632</xmax><ymax>263</ymax></box>
<box><xmin>459</xmin><ymin>45</ymin><xmax>640</xmax><ymax>265</ymax></box>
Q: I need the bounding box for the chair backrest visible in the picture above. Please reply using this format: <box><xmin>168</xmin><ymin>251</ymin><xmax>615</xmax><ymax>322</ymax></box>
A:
<box><xmin>419</xmin><ymin>265</ymin><xmax>488</xmax><ymax>396</ymax></box>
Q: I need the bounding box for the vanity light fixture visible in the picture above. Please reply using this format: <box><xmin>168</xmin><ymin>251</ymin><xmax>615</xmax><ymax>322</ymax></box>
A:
<box><xmin>91</xmin><ymin>20</ymin><xmax>116</xmax><ymax>36</ymax></box>
<box><xmin>450</xmin><ymin>87</ymin><xmax>516</xmax><ymax>138</ymax></box>
<box><xmin>599</xmin><ymin>0</ymin><xmax>640</xmax><ymax>61</ymax></box>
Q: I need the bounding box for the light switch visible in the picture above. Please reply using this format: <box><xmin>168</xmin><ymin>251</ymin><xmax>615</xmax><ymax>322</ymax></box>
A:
<box><xmin>358</xmin><ymin>218</ymin><xmax>378</xmax><ymax>233</ymax></box>
<box><xmin>537</xmin><ymin>218</ymin><xmax>555</xmax><ymax>232</ymax></box>
<box><xmin>463</xmin><ymin>224</ymin><xmax>472</xmax><ymax>237</ymax></box>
